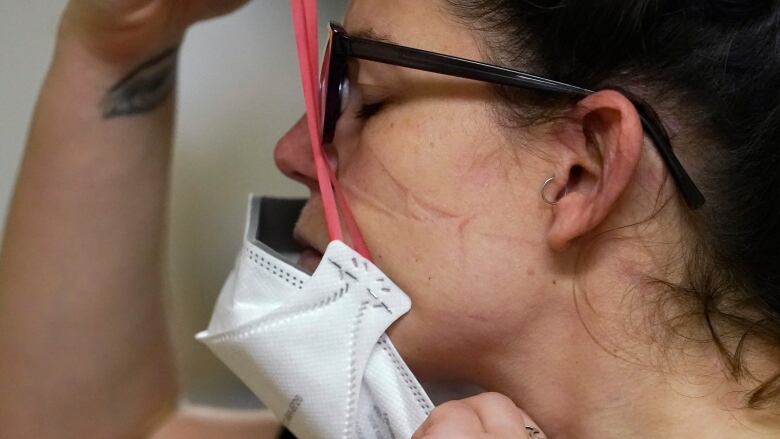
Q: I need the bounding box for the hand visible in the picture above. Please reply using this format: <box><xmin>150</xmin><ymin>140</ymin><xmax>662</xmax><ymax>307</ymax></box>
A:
<box><xmin>59</xmin><ymin>0</ymin><xmax>251</xmax><ymax>62</ymax></box>
<box><xmin>413</xmin><ymin>393</ymin><xmax>547</xmax><ymax>439</ymax></box>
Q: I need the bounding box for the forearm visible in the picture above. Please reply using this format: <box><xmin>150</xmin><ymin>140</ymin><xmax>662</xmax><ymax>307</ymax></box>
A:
<box><xmin>0</xmin><ymin>29</ymin><xmax>180</xmax><ymax>438</ymax></box>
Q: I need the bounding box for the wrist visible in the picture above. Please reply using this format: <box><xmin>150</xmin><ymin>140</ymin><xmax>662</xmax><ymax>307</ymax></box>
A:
<box><xmin>46</xmin><ymin>27</ymin><xmax>180</xmax><ymax>122</ymax></box>
<box><xmin>57</xmin><ymin>3</ymin><xmax>186</xmax><ymax>67</ymax></box>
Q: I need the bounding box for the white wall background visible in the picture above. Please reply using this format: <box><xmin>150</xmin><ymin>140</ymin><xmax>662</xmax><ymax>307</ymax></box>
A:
<box><xmin>0</xmin><ymin>0</ymin><xmax>347</xmax><ymax>407</ymax></box>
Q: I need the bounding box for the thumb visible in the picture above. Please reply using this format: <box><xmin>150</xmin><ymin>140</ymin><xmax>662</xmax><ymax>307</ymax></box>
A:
<box><xmin>519</xmin><ymin>408</ymin><xmax>547</xmax><ymax>439</ymax></box>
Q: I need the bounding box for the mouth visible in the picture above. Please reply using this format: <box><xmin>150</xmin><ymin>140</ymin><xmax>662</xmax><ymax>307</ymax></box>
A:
<box><xmin>293</xmin><ymin>229</ymin><xmax>325</xmax><ymax>273</ymax></box>
<box><xmin>298</xmin><ymin>247</ymin><xmax>324</xmax><ymax>273</ymax></box>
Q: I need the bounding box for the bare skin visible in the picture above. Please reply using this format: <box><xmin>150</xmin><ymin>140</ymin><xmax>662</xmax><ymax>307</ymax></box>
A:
<box><xmin>2</xmin><ymin>0</ymin><xmax>779</xmax><ymax>438</ymax></box>
<box><xmin>280</xmin><ymin>1</ymin><xmax>780</xmax><ymax>437</ymax></box>
<box><xmin>0</xmin><ymin>0</ymin><xmax>265</xmax><ymax>437</ymax></box>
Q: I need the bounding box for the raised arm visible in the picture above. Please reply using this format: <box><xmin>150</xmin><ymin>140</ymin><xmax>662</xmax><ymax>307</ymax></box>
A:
<box><xmin>0</xmin><ymin>1</ymin><xmax>251</xmax><ymax>437</ymax></box>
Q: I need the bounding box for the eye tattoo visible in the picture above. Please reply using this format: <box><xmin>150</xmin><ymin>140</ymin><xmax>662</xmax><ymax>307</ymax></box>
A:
<box><xmin>101</xmin><ymin>47</ymin><xmax>179</xmax><ymax>119</ymax></box>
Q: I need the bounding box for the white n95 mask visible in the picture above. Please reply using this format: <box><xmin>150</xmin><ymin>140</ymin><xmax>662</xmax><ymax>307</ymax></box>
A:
<box><xmin>196</xmin><ymin>196</ymin><xmax>434</xmax><ymax>439</ymax></box>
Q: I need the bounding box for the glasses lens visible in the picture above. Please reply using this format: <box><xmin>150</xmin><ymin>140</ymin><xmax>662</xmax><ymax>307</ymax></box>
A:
<box><xmin>339</xmin><ymin>76</ymin><xmax>350</xmax><ymax>113</ymax></box>
<box><xmin>321</xmin><ymin>27</ymin><xmax>348</xmax><ymax>144</ymax></box>
<box><xmin>320</xmin><ymin>30</ymin><xmax>334</xmax><ymax>142</ymax></box>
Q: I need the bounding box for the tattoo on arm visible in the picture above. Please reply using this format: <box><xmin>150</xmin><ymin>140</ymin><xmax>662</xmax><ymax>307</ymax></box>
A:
<box><xmin>102</xmin><ymin>47</ymin><xmax>179</xmax><ymax>118</ymax></box>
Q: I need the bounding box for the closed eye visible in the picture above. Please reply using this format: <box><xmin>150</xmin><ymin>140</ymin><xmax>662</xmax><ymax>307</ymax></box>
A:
<box><xmin>356</xmin><ymin>101</ymin><xmax>386</xmax><ymax>119</ymax></box>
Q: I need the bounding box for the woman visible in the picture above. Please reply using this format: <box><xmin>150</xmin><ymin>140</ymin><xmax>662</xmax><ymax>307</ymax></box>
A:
<box><xmin>1</xmin><ymin>0</ymin><xmax>779</xmax><ymax>437</ymax></box>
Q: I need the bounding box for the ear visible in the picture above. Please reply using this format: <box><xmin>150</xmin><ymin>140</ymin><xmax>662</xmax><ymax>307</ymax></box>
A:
<box><xmin>547</xmin><ymin>90</ymin><xmax>644</xmax><ymax>252</ymax></box>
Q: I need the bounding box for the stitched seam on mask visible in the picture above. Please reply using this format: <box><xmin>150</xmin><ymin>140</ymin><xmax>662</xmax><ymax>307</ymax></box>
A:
<box><xmin>212</xmin><ymin>256</ymin><xmax>371</xmax><ymax>343</ymax></box>
<box><xmin>344</xmin><ymin>300</ymin><xmax>370</xmax><ymax>439</ymax></box>
<box><xmin>247</xmin><ymin>248</ymin><xmax>304</xmax><ymax>290</ymax></box>
<box><xmin>248</xmin><ymin>249</ymin><xmax>304</xmax><ymax>289</ymax></box>
<box><xmin>206</xmin><ymin>284</ymin><xmax>351</xmax><ymax>343</ymax></box>
<box><xmin>378</xmin><ymin>337</ymin><xmax>433</xmax><ymax>414</ymax></box>
<box><xmin>329</xmin><ymin>259</ymin><xmax>361</xmax><ymax>283</ymax></box>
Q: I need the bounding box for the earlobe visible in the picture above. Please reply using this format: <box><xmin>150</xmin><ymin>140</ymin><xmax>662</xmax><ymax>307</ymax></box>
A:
<box><xmin>546</xmin><ymin>90</ymin><xmax>644</xmax><ymax>252</ymax></box>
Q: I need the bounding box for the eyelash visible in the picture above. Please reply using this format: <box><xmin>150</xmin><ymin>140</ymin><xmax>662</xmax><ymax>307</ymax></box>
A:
<box><xmin>356</xmin><ymin>101</ymin><xmax>385</xmax><ymax>120</ymax></box>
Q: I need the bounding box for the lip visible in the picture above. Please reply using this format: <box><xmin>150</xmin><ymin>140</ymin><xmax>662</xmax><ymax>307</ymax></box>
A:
<box><xmin>293</xmin><ymin>228</ymin><xmax>325</xmax><ymax>272</ymax></box>
<box><xmin>298</xmin><ymin>247</ymin><xmax>324</xmax><ymax>273</ymax></box>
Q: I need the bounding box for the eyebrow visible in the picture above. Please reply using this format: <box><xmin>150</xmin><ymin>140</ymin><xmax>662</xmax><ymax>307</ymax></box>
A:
<box><xmin>349</xmin><ymin>27</ymin><xmax>397</xmax><ymax>45</ymax></box>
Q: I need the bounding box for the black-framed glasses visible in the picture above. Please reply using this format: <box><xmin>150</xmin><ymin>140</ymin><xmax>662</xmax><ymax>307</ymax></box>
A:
<box><xmin>320</xmin><ymin>22</ymin><xmax>705</xmax><ymax>209</ymax></box>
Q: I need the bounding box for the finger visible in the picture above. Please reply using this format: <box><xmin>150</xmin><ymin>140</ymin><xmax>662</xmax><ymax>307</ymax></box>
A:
<box><xmin>502</xmin><ymin>401</ymin><xmax>547</xmax><ymax>439</ymax></box>
<box><xmin>510</xmin><ymin>404</ymin><xmax>547</xmax><ymax>439</ymax></box>
<box><xmin>522</xmin><ymin>415</ymin><xmax>547</xmax><ymax>439</ymax></box>
<box><xmin>459</xmin><ymin>393</ymin><xmax>528</xmax><ymax>435</ymax></box>
<box><xmin>414</xmin><ymin>401</ymin><xmax>485</xmax><ymax>438</ymax></box>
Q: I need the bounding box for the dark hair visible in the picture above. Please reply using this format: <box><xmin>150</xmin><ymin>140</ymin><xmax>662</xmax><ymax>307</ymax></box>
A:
<box><xmin>448</xmin><ymin>0</ymin><xmax>780</xmax><ymax>407</ymax></box>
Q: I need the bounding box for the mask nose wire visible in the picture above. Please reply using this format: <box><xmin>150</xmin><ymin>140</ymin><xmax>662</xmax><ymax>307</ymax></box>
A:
<box><xmin>290</xmin><ymin>0</ymin><xmax>373</xmax><ymax>260</ymax></box>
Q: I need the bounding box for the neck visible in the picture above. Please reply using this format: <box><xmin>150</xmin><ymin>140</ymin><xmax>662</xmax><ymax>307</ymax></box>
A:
<box><xmin>470</xmin><ymin>293</ymin><xmax>780</xmax><ymax>439</ymax></box>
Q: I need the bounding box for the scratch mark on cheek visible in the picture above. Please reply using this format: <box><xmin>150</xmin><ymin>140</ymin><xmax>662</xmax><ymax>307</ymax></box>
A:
<box><xmin>406</xmin><ymin>192</ymin><xmax>460</xmax><ymax>221</ymax></box>
<box><xmin>344</xmin><ymin>142</ymin><xmax>463</xmax><ymax>224</ymax></box>
<box><xmin>455</xmin><ymin>216</ymin><xmax>476</xmax><ymax>272</ymax></box>
<box><xmin>457</xmin><ymin>216</ymin><xmax>474</xmax><ymax>238</ymax></box>
<box><xmin>343</xmin><ymin>183</ymin><xmax>405</xmax><ymax>220</ymax></box>
<box><xmin>361</xmin><ymin>144</ymin><xmax>408</xmax><ymax>195</ymax></box>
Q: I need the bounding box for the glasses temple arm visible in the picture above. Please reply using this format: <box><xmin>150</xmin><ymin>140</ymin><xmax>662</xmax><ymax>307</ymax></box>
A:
<box><xmin>340</xmin><ymin>36</ymin><xmax>593</xmax><ymax>97</ymax></box>
<box><xmin>336</xmin><ymin>33</ymin><xmax>706</xmax><ymax>209</ymax></box>
<box><xmin>637</xmin><ymin>111</ymin><xmax>706</xmax><ymax>209</ymax></box>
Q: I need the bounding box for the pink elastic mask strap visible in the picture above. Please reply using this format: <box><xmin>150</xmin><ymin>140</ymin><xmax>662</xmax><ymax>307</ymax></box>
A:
<box><xmin>290</xmin><ymin>0</ymin><xmax>341</xmax><ymax>241</ymax></box>
<box><xmin>303</xmin><ymin>0</ymin><xmax>319</xmax><ymax>87</ymax></box>
<box><xmin>290</xmin><ymin>0</ymin><xmax>372</xmax><ymax>260</ymax></box>
<box><xmin>328</xmin><ymin>169</ymin><xmax>372</xmax><ymax>259</ymax></box>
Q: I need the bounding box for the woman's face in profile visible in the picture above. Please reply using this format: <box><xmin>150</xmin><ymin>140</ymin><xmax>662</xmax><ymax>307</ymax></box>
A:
<box><xmin>275</xmin><ymin>0</ymin><xmax>563</xmax><ymax>380</ymax></box>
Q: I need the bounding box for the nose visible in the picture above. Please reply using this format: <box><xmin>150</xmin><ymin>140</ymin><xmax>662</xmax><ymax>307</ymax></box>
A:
<box><xmin>274</xmin><ymin>116</ymin><xmax>318</xmax><ymax>191</ymax></box>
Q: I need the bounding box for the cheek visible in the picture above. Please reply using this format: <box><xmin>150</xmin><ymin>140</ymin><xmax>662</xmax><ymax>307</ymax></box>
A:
<box><xmin>339</xmin><ymin>100</ymin><xmax>484</xmax><ymax>253</ymax></box>
<box><xmin>333</xmin><ymin>97</ymin><xmax>551</xmax><ymax>371</ymax></box>
<box><xmin>340</xmin><ymin>96</ymin><xmax>505</xmax><ymax>225</ymax></box>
